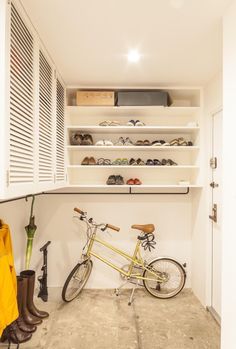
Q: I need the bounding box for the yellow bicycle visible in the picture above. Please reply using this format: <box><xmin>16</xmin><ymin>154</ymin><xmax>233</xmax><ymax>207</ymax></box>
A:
<box><xmin>62</xmin><ymin>207</ymin><xmax>186</xmax><ymax>303</ymax></box>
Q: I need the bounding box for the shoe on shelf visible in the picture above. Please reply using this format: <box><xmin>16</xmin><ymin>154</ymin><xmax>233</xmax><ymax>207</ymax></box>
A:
<box><xmin>95</xmin><ymin>140</ymin><xmax>105</xmax><ymax>146</ymax></box>
<box><xmin>129</xmin><ymin>158</ymin><xmax>137</xmax><ymax>165</ymax></box>
<box><xmin>127</xmin><ymin>120</ymin><xmax>136</xmax><ymax>126</ymax></box>
<box><xmin>106</xmin><ymin>175</ymin><xmax>117</xmax><ymax>185</ymax></box>
<box><xmin>99</xmin><ymin>120</ymin><xmax>120</xmax><ymax>126</ymax></box>
<box><xmin>104</xmin><ymin>140</ymin><xmax>114</xmax><ymax>146</ymax></box>
<box><xmin>146</xmin><ymin>159</ymin><xmax>154</xmax><ymax>166</ymax></box>
<box><xmin>70</xmin><ymin>132</ymin><xmax>83</xmax><ymax>145</ymax></box>
<box><xmin>137</xmin><ymin>158</ymin><xmax>145</xmax><ymax>165</ymax></box>
<box><xmin>135</xmin><ymin>120</ymin><xmax>145</xmax><ymax>126</ymax></box>
<box><xmin>187</xmin><ymin>141</ymin><xmax>193</xmax><ymax>146</ymax></box>
<box><xmin>135</xmin><ymin>140</ymin><xmax>144</xmax><ymax>146</ymax></box>
<box><xmin>153</xmin><ymin>159</ymin><xmax>162</xmax><ymax>166</ymax></box>
<box><xmin>143</xmin><ymin>140</ymin><xmax>151</xmax><ymax>146</ymax></box>
<box><xmin>112</xmin><ymin>158</ymin><xmax>122</xmax><ymax>165</ymax></box>
<box><xmin>115</xmin><ymin>175</ymin><xmax>124</xmax><ymax>185</ymax></box>
<box><xmin>124</xmin><ymin>137</ymin><xmax>134</xmax><ymax>146</ymax></box>
<box><xmin>126</xmin><ymin>178</ymin><xmax>135</xmax><ymax>185</ymax></box>
<box><xmin>121</xmin><ymin>158</ymin><xmax>129</xmax><ymax>165</ymax></box>
<box><xmin>169</xmin><ymin>138</ymin><xmax>179</xmax><ymax>146</ymax></box>
<box><xmin>161</xmin><ymin>159</ymin><xmax>167</xmax><ymax>165</ymax></box>
<box><xmin>167</xmin><ymin>159</ymin><xmax>177</xmax><ymax>166</ymax></box>
<box><xmin>81</xmin><ymin>157</ymin><xmax>90</xmax><ymax>165</ymax></box>
<box><xmin>151</xmin><ymin>140</ymin><xmax>162</xmax><ymax>146</ymax></box>
<box><xmin>114</xmin><ymin>137</ymin><xmax>125</xmax><ymax>146</ymax></box>
<box><xmin>89</xmin><ymin>157</ymin><xmax>96</xmax><ymax>165</ymax></box>
<box><xmin>134</xmin><ymin>178</ymin><xmax>142</xmax><ymax>185</ymax></box>
<box><xmin>81</xmin><ymin>134</ymin><xmax>93</xmax><ymax>145</ymax></box>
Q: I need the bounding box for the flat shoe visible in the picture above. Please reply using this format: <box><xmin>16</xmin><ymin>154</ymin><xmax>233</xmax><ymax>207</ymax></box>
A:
<box><xmin>135</xmin><ymin>140</ymin><xmax>144</xmax><ymax>146</ymax></box>
<box><xmin>143</xmin><ymin>140</ymin><xmax>150</xmax><ymax>146</ymax></box>
<box><xmin>82</xmin><ymin>134</ymin><xmax>93</xmax><ymax>145</ymax></box>
<box><xmin>124</xmin><ymin>137</ymin><xmax>134</xmax><ymax>146</ymax></box>
<box><xmin>126</xmin><ymin>178</ymin><xmax>135</xmax><ymax>185</ymax></box>
<box><xmin>134</xmin><ymin>178</ymin><xmax>142</xmax><ymax>185</ymax></box>
<box><xmin>89</xmin><ymin>157</ymin><xmax>96</xmax><ymax>165</ymax></box>
<box><xmin>151</xmin><ymin>140</ymin><xmax>162</xmax><ymax>146</ymax></box>
<box><xmin>114</xmin><ymin>137</ymin><xmax>125</xmax><ymax>146</ymax></box>
<box><xmin>161</xmin><ymin>159</ymin><xmax>167</xmax><ymax>165</ymax></box>
<box><xmin>104</xmin><ymin>140</ymin><xmax>113</xmax><ymax>146</ymax></box>
<box><xmin>97</xmin><ymin>158</ymin><xmax>105</xmax><ymax>165</ymax></box>
<box><xmin>81</xmin><ymin>156</ymin><xmax>90</xmax><ymax>165</ymax></box>
<box><xmin>167</xmin><ymin>159</ymin><xmax>177</xmax><ymax>166</ymax></box>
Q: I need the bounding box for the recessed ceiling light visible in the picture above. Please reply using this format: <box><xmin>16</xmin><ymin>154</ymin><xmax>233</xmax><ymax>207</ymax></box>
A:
<box><xmin>170</xmin><ymin>0</ymin><xmax>184</xmax><ymax>8</ymax></box>
<box><xmin>127</xmin><ymin>50</ymin><xmax>140</xmax><ymax>63</ymax></box>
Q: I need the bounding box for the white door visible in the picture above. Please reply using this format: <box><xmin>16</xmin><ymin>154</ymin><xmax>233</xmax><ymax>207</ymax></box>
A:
<box><xmin>210</xmin><ymin>110</ymin><xmax>222</xmax><ymax>319</ymax></box>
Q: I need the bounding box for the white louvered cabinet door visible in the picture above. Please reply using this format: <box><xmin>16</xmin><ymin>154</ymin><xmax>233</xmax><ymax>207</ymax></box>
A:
<box><xmin>38</xmin><ymin>49</ymin><xmax>54</xmax><ymax>187</ymax></box>
<box><xmin>7</xmin><ymin>2</ymin><xmax>36</xmax><ymax>197</ymax></box>
<box><xmin>55</xmin><ymin>77</ymin><xmax>66</xmax><ymax>185</ymax></box>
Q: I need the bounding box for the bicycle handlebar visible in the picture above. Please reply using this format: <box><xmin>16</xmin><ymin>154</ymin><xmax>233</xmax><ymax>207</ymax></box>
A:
<box><xmin>74</xmin><ymin>207</ymin><xmax>84</xmax><ymax>215</ymax></box>
<box><xmin>106</xmin><ymin>224</ymin><xmax>120</xmax><ymax>232</ymax></box>
<box><xmin>74</xmin><ymin>207</ymin><xmax>120</xmax><ymax>232</ymax></box>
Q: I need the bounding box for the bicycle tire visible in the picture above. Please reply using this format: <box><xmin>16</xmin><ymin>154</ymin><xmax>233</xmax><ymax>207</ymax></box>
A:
<box><xmin>143</xmin><ymin>257</ymin><xmax>186</xmax><ymax>299</ymax></box>
<box><xmin>62</xmin><ymin>259</ymin><xmax>93</xmax><ymax>302</ymax></box>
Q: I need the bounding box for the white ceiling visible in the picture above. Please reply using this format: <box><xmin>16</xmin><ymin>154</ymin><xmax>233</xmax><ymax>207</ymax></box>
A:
<box><xmin>21</xmin><ymin>0</ymin><xmax>230</xmax><ymax>87</ymax></box>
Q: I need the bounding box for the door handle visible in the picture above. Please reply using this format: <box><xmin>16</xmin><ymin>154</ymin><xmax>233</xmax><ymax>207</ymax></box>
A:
<box><xmin>210</xmin><ymin>181</ymin><xmax>219</xmax><ymax>188</ymax></box>
<box><xmin>209</xmin><ymin>204</ymin><xmax>217</xmax><ymax>223</ymax></box>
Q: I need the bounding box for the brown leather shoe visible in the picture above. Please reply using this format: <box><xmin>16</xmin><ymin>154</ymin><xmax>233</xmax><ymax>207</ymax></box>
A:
<box><xmin>81</xmin><ymin>157</ymin><xmax>90</xmax><ymax>165</ymax></box>
<box><xmin>1</xmin><ymin>321</ymin><xmax>32</xmax><ymax>344</ymax></box>
<box><xmin>89</xmin><ymin>157</ymin><xmax>96</xmax><ymax>165</ymax></box>
<box><xmin>16</xmin><ymin>276</ymin><xmax>37</xmax><ymax>333</ymax></box>
<box><xmin>20</xmin><ymin>270</ymin><xmax>49</xmax><ymax>319</ymax></box>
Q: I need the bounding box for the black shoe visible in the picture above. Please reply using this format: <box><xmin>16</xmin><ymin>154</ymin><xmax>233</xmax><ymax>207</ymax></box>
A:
<box><xmin>115</xmin><ymin>175</ymin><xmax>124</xmax><ymax>185</ymax></box>
<box><xmin>106</xmin><ymin>175</ymin><xmax>116</xmax><ymax>185</ymax></box>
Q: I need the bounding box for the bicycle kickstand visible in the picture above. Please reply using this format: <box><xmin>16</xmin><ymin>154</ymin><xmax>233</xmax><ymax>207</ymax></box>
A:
<box><xmin>128</xmin><ymin>282</ymin><xmax>138</xmax><ymax>306</ymax></box>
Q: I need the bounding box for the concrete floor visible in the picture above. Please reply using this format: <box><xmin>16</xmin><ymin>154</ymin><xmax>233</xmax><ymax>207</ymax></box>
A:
<box><xmin>0</xmin><ymin>289</ymin><xmax>220</xmax><ymax>349</ymax></box>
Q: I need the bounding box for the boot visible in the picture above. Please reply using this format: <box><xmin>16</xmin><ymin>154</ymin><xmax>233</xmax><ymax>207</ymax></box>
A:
<box><xmin>20</xmin><ymin>270</ymin><xmax>49</xmax><ymax>318</ymax></box>
<box><xmin>1</xmin><ymin>321</ymin><xmax>32</xmax><ymax>344</ymax></box>
<box><xmin>16</xmin><ymin>276</ymin><xmax>37</xmax><ymax>333</ymax></box>
<box><xmin>21</xmin><ymin>276</ymin><xmax>42</xmax><ymax>325</ymax></box>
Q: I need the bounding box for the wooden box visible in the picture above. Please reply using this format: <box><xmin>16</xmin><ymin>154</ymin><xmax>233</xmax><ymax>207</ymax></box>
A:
<box><xmin>76</xmin><ymin>91</ymin><xmax>115</xmax><ymax>106</ymax></box>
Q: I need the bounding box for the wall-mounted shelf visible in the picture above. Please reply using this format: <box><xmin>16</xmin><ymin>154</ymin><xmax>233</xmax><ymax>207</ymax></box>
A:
<box><xmin>67</xmin><ymin>125</ymin><xmax>199</xmax><ymax>134</ymax></box>
<box><xmin>67</xmin><ymin>145</ymin><xmax>199</xmax><ymax>151</ymax></box>
<box><xmin>65</xmin><ymin>87</ymin><xmax>202</xmax><ymax>189</ymax></box>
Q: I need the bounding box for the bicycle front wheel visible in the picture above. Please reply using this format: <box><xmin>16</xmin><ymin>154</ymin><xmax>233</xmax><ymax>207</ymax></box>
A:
<box><xmin>62</xmin><ymin>259</ymin><xmax>93</xmax><ymax>302</ymax></box>
<box><xmin>143</xmin><ymin>257</ymin><xmax>186</xmax><ymax>299</ymax></box>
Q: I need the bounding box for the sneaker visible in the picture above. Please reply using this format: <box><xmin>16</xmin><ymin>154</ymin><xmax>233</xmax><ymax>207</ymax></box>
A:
<box><xmin>70</xmin><ymin>132</ymin><xmax>83</xmax><ymax>145</ymax></box>
<box><xmin>82</xmin><ymin>134</ymin><xmax>93</xmax><ymax>145</ymax></box>
<box><xmin>106</xmin><ymin>175</ymin><xmax>116</xmax><ymax>185</ymax></box>
<box><xmin>124</xmin><ymin>137</ymin><xmax>134</xmax><ymax>146</ymax></box>
<box><xmin>135</xmin><ymin>120</ymin><xmax>145</xmax><ymax>126</ymax></box>
<box><xmin>127</xmin><ymin>120</ymin><xmax>136</xmax><ymax>126</ymax></box>
<box><xmin>115</xmin><ymin>175</ymin><xmax>124</xmax><ymax>185</ymax></box>
<box><xmin>114</xmin><ymin>137</ymin><xmax>125</xmax><ymax>146</ymax></box>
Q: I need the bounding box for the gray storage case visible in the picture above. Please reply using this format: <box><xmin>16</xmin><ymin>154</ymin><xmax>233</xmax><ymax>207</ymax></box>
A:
<box><xmin>116</xmin><ymin>90</ymin><xmax>172</xmax><ymax>106</ymax></box>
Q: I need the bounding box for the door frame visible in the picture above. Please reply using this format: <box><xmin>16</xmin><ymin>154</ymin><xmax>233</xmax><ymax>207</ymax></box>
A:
<box><xmin>206</xmin><ymin>106</ymin><xmax>222</xmax><ymax>325</ymax></box>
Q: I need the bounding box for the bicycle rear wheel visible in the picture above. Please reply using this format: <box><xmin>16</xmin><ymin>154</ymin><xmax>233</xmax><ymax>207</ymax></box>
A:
<box><xmin>62</xmin><ymin>259</ymin><xmax>93</xmax><ymax>302</ymax></box>
<box><xmin>143</xmin><ymin>257</ymin><xmax>186</xmax><ymax>299</ymax></box>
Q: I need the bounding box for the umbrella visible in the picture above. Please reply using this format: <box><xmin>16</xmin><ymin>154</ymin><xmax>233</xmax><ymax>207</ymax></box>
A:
<box><xmin>25</xmin><ymin>195</ymin><xmax>37</xmax><ymax>269</ymax></box>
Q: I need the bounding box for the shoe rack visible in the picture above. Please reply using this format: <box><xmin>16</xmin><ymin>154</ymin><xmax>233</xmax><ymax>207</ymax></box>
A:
<box><xmin>65</xmin><ymin>88</ymin><xmax>203</xmax><ymax>193</ymax></box>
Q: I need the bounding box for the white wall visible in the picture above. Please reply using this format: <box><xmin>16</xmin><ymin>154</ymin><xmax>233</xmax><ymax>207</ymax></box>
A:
<box><xmin>0</xmin><ymin>193</ymin><xmax>192</xmax><ymax>289</ymax></box>
<box><xmin>222</xmin><ymin>2</ymin><xmax>236</xmax><ymax>348</ymax></box>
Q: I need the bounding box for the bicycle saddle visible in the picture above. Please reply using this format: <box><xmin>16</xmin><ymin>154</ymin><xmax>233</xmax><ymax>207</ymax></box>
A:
<box><xmin>131</xmin><ymin>224</ymin><xmax>155</xmax><ymax>234</ymax></box>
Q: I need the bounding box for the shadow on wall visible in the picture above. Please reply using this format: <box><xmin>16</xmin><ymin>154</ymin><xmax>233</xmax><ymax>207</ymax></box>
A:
<box><xmin>1</xmin><ymin>193</ymin><xmax>192</xmax><ymax>288</ymax></box>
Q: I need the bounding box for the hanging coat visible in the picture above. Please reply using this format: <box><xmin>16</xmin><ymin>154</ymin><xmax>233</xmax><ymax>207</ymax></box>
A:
<box><xmin>0</xmin><ymin>223</ymin><xmax>19</xmax><ymax>337</ymax></box>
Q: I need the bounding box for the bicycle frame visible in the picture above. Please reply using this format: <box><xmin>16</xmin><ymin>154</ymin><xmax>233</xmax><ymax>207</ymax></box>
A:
<box><xmin>84</xmin><ymin>227</ymin><xmax>163</xmax><ymax>282</ymax></box>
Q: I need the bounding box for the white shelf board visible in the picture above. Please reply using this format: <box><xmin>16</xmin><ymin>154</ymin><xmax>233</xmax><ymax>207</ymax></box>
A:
<box><xmin>67</xmin><ymin>184</ymin><xmax>203</xmax><ymax>188</ymax></box>
<box><xmin>66</xmin><ymin>125</ymin><xmax>199</xmax><ymax>134</ymax></box>
<box><xmin>66</xmin><ymin>106</ymin><xmax>200</xmax><ymax>117</ymax></box>
<box><xmin>67</xmin><ymin>145</ymin><xmax>199</xmax><ymax>151</ymax></box>
<box><xmin>67</xmin><ymin>165</ymin><xmax>199</xmax><ymax>169</ymax></box>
